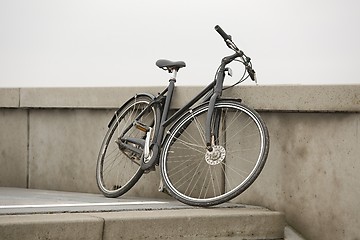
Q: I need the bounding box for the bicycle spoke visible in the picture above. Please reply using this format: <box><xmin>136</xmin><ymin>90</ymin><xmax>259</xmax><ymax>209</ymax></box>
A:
<box><xmin>190</xmin><ymin>112</ymin><xmax>206</xmax><ymax>145</ymax></box>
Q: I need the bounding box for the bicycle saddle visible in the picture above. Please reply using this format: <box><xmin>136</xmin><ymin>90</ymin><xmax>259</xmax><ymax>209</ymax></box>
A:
<box><xmin>156</xmin><ymin>59</ymin><xmax>186</xmax><ymax>71</ymax></box>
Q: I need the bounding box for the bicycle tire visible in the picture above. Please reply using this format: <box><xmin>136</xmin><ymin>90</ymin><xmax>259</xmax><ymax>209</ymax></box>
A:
<box><xmin>96</xmin><ymin>94</ymin><xmax>159</xmax><ymax>198</ymax></box>
<box><xmin>160</xmin><ymin>99</ymin><xmax>269</xmax><ymax>206</ymax></box>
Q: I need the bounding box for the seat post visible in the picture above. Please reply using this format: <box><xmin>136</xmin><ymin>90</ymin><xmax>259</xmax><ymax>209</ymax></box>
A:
<box><xmin>170</xmin><ymin>69</ymin><xmax>178</xmax><ymax>82</ymax></box>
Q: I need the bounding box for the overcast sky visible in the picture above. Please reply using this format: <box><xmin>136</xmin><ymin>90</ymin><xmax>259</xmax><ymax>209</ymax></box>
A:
<box><xmin>1</xmin><ymin>0</ymin><xmax>360</xmax><ymax>87</ymax></box>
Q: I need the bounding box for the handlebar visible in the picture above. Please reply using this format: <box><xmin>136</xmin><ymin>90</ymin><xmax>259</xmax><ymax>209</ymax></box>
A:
<box><xmin>215</xmin><ymin>25</ymin><xmax>231</xmax><ymax>41</ymax></box>
<box><xmin>215</xmin><ymin>25</ymin><xmax>257</xmax><ymax>82</ymax></box>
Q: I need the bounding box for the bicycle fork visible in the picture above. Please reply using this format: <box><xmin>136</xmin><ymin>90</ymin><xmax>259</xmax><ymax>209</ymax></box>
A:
<box><xmin>205</xmin><ymin>65</ymin><xmax>226</xmax><ymax>151</ymax></box>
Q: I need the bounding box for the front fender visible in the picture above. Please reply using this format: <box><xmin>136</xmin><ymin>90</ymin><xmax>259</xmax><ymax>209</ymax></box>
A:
<box><xmin>160</xmin><ymin>98</ymin><xmax>243</xmax><ymax>146</ymax></box>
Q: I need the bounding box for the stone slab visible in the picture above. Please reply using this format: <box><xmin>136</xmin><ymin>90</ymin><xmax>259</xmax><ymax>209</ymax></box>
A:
<box><xmin>0</xmin><ymin>110</ymin><xmax>27</xmax><ymax>188</ymax></box>
<box><xmin>0</xmin><ymin>88</ymin><xmax>19</xmax><ymax>108</ymax></box>
<box><xmin>93</xmin><ymin>208</ymin><xmax>284</xmax><ymax>240</ymax></box>
<box><xmin>15</xmin><ymin>85</ymin><xmax>360</xmax><ymax>112</ymax></box>
<box><xmin>0</xmin><ymin>213</ymin><xmax>103</xmax><ymax>240</ymax></box>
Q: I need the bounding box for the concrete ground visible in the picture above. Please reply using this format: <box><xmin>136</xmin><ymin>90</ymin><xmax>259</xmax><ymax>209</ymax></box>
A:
<box><xmin>0</xmin><ymin>187</ymin><xmax>194</xmax><ymax>215</ymax></box>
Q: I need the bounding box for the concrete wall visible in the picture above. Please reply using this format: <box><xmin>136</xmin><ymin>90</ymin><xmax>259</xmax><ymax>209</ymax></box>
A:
<box><xmin>1</xmin><ymin>85</ymin><xmax>359</xmax><ymax>240</ymax></box>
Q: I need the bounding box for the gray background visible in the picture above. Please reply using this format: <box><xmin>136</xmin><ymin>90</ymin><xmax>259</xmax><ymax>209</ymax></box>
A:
<box><xmin>1</xmin><ymin>0</ymin><xmax>359</xmax><ymax>87</ymax></box>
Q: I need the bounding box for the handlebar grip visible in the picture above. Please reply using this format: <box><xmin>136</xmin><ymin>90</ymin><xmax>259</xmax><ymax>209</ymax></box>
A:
<box><xmin>215</xmin><ymin>25</ymin><xmax>230</xmax><ymax>41</ymax></box>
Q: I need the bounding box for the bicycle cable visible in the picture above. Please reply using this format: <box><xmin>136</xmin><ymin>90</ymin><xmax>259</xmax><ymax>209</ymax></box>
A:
<box><xmin>221</xmin><ymin>58</ymin><xmax>251</xmax><ymax>91</ymax></box>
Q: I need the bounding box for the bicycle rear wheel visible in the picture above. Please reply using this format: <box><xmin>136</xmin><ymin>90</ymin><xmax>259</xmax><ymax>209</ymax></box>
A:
<box><xmin>160</xmin><ymin>100</ymin><xmax>269</xmax><ymax>206</ymax></box>
<box><xmin>96</xmin><ymin>95</ymin><xmax>159</xmax><ymax>198</ymax></box>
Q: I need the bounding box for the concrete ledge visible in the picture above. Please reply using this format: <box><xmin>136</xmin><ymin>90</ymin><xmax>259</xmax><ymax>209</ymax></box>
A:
<box><xmin>0</xmin><ymin>213</ymin><xmax>103</xmax><ymax>240</ymax></box>
<box><xmin>19</xmin><ymin>87</ymin><xmax>162</xmax><ymax>109</ymax></box>
<box><xmin>0</xmin><ymin>208</ymin><xmax>284</xmax><ymax>240</ymax></box>
<box><xmin>0</xmin><ymin>88</ymin><xmax>19</xmax><ymax>108</ymax></box>
<box><xmin>0</xmin><ymin>85</ymin><xmax>356</xmax><ymax>111</ymax></box>
<box><xmin>224</xmin><ymin>85</ymin><xmax>360</xmax><ymax>112</ymax></box>
<box><xmin>93</xmin><ymin>208</ymin><xmax>284</xmax><ymax>240</ymax></box>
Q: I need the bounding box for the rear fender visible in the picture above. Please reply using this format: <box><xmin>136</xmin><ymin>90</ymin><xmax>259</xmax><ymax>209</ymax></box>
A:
<box><xmin>107</xmin><ymin>93</ymin><xmax>156</xmax><ymax>128</ymax></box>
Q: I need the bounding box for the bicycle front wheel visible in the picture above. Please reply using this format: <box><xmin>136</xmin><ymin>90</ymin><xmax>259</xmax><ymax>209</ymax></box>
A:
<box><xmin>96</xmin><ymin>95</ymin><xmax>159</xmax><ymax>198</ymax></box>
<box><xmin>160</xmin><ymin>100</ymin><xmax>269</xmax><ymax>206</ymax></box>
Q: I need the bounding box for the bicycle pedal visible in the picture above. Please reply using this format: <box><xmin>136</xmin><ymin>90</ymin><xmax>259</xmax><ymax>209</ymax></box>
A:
<box><xmin>134</xmin><ymin>121</ymin><xmax>150</xmax><ymax>132</ymax></box>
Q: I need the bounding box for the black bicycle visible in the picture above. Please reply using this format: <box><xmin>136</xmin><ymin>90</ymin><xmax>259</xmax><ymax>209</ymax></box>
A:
<box><xmin>96</xmin><ymin>25</ymin><xmax>269</xmax><ymax>207</ymax></box>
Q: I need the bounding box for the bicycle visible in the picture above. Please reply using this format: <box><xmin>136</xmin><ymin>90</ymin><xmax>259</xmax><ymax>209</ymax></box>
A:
<box><xmin>96</xmin><ymin>25</ymin><xmax>269</xmax><ymax>207</ymax></box>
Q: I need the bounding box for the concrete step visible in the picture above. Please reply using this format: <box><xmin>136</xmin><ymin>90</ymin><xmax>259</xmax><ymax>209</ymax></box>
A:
<box><xmin>0</xmin><ymin>208</ymin><xmax>284</xmax><ymax>240</ymax></box>
<box><xmin>0</xmin><ymin>188</ymin><xmax>285</xmax><ymax>240</ymax></box>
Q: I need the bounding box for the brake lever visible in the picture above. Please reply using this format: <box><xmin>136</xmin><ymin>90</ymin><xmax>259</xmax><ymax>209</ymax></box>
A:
<box><xmin>225</xmin><ymin>39</ymin><xmax>239</xmax><ymax>52</ymax></box>
<box><xmin>247</xmin><ymin>66</ymin><xmax>257</xmax><ymax>83</ymax></box>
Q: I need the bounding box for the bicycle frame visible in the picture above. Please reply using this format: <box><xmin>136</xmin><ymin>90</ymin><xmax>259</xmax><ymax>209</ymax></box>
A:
<box><xmin>140</xmin><ymin>76</ymin><xmax>218</xmax><ymax>170</ymax></box>
<box><xmin>116</xmin><ymin>53</ymin><xmax>237</xmax><ymax>171</ymax></box>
